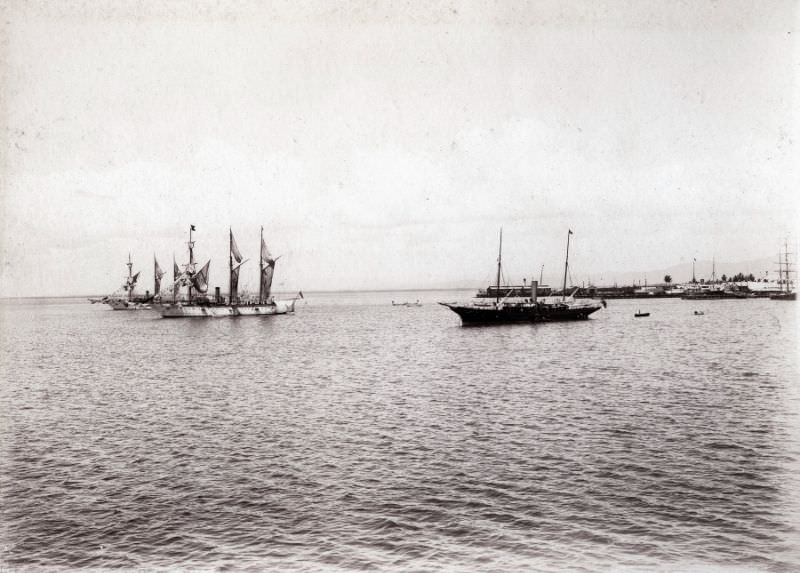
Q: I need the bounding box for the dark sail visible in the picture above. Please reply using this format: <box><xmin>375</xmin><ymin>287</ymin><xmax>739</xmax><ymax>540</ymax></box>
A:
<box><xmin>261</xmin><ymin>262</ymin><xmax>275</xmax><ymax>302</ymax></box>
<box><xmin>230</xmin><ymin>266</ymin><xmax>241</xmax><ymax>302</ymax></box>
<box><xmin>154</xmin><ymin>256</ymin><xmax>165</xmax><ymax>295</ymax></box>
<box><xmin>128</xmin><ymin>271</ymin><xmax>141</xmax><ymax>291</ymax></box>
<box><xmin>260</xmin><ymin>237</ymin><xmax>276</xmax><ymax>303</ymax></box>
<box><xmin>231</xmin><ymin>233</ymin><xmax>243</xmax><ymax>264</ymax></box>
<box><xmin>172</xmin><ymin>257</ymin><xmax>181</xmax><ymax>301</ymax></box>
<box><xmin>192</xmin><ymin>260</ymin><xmax>210</xmax><ymax>293</ymax></box>
<box><xmin>229</xmin><ymin>230</ymin><xmax>247</xmax><ymax>303</ymax></box>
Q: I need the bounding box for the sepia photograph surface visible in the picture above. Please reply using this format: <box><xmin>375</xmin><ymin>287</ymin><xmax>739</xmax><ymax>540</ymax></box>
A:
<box><xmin>1</xmin><ymin>1</ymin><xmax>798</xmax><ymax>571</ymax></box>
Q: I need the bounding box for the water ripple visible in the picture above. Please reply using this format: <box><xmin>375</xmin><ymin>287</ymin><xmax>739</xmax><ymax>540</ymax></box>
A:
<box><xmin>1</xmin><ymin>295</ymin><xmax>799</xmax><ymax>571</ymax></box>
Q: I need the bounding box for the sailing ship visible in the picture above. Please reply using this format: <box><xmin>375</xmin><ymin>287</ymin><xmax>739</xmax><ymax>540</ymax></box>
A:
<box><xmin>770</xmin><ymin>240</ymin><xmax>796</xmax><ymax>301</ymax></box>
<box><xmin>439</xmin><ymin>229</ymin><xmax>604</xmax><ymax>325</ymax></box>
<box><xmin>102</xmin><ymin>254</ymin><xmax>161</xmax><ymax>310</ymax></box>
<box><xmin>161</xmin><ymin>225</ymin><xmax>299</xmax><ymax>318</ymax></box>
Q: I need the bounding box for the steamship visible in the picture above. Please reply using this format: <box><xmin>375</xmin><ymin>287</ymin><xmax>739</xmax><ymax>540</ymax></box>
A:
<box><xmin>440</xmin><ymin>229</ymin><xmax>604</xmax><ymax>325</ymax></box>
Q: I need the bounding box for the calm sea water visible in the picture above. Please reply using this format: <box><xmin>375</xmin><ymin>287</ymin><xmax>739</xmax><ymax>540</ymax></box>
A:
<box><xmin>1</xmin><ymin>292</ymin><xmax>799</xmax><ymax>572</ymax></box>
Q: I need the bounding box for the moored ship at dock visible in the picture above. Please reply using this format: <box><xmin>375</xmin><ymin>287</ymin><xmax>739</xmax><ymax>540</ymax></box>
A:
<box><xmin>680</xmin><ymin>282</ymin><xmax>752</xmax><ymax>300</ymax></box>
<box><xmin>770</xmin><ymin>240</ymin><xmax>796</xmax><ymax>301</ymax></box>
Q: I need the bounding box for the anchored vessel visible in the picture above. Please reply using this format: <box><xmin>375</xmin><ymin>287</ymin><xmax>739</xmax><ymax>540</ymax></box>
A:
<box><xmin>101</xmin><ymin>254</ymin><xmax>164</xmax><ymax>310</ymax></box>
<box><xmin>161</xmin><ymin>226</ymin><xmax>299</xmax><ymax>318</ymax></box>
<box><xmin>770</xmin><ymin>240</ymin><xmax>796</xmax><ymax>301</ymax></box>
<box><xmin>680</xmin><ymin>256</ymin><xmax>752</xmax><ymax>300</ymax></box>
<box><xmin>440</xmin><ymin>229</ymin><xmax>603</xmax><ymax>325</ymax></box>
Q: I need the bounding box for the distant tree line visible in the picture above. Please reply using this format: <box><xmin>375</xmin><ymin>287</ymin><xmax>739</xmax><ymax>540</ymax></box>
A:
<box><xmin>720</xmin><ymin>273</ymin><xmax>756</xmax><ymax>282</ymax></box>
<box><xmin>664</xmin><ymin>272</ymin><xmax>764</xmax><ymax>284</ymax></box>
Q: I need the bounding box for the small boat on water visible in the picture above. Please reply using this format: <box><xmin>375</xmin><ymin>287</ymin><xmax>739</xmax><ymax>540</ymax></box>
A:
<box><xmin>694</xmin><ymin>310</ymin><xmax>705</xmax><ymax>315</ymax></box>
<box><xmin>634</xmin><ymin>311</ymin><xmax>649</xmax><ymax>317</ymax></box>
<box><xmin>440</xmin><ymin>229</ymin><xmax>603</xmax><ymax>325</ymax></box>
<box><xmin>160</xmin><ymin>226</ymin><xmax>299</xmax><ymax>318</ymax></box>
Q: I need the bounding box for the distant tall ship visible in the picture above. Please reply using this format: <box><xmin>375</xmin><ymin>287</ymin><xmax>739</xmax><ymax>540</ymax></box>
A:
<box><xmin>770</xmin><ymin>240</ymin><xmax>796</xmax><ymax>301</ymax></box>
<box><xmin>161</xmin><ymin>225</ymin><xmax>299</xmax><ymax>318</ymax></box>
<box><xmin>440</xmin><ymin>229</ymin><xmax>604</xmax><ymax>325</ymax></box>
<box><xmin>101</xmin><ymin>254</ymin><xmax>163</xmax><ymax>310</ymax></box>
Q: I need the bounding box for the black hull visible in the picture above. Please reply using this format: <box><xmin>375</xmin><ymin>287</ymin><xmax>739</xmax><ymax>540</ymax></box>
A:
<box><xmin>769</xmin><ymin>292</ymin><xmax>796</xmax><ymax>301</ymax></box>
<box><xmin>440</xmin><ymin>302</ymin><xmax>601</xmax><ymax>325</ymax></box>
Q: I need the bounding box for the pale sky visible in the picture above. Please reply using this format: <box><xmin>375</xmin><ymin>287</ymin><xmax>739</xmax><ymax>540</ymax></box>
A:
<box><xmin>1</xmin><ymin>1</ymin><xmax>798</xmax><ymax>296</ymax></box>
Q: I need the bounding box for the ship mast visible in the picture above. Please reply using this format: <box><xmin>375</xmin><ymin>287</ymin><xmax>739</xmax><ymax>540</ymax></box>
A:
<box><xmin>562</xmin><ymin>229</ymin><xmax>572</xmax><ymax>301</ymax></box>
<box><xmin>712</xmin><ymin>256</ymin><xmax>716</xmax><ymax>283</ymax></box>
<box><xmin>784</xmin><ymin>239</ymin><xmax>792</xmax><ymax>293</ymax></box>
<box><xmin>127</xmin><ymin>253</ymin><xmax>133</xmax><ymax>301</ymax></box>
<box><xmin>187</xmin><ymin>225</ymin><xmax>194</xmax><ymax>304</ymax></box>
<box><xmin>229</xmin><ymin>227</ymin><xmax>233</xmax><ymax>304</ymax></box>
<box><xmin>495</xmin><ymin>228</ymin><xmax>503</xmax><ymax>304</ymax></box>
<box><xmin>259</xmin><ymin>225</ymin><xmax>264</xmax><ymax>305</ymax></box>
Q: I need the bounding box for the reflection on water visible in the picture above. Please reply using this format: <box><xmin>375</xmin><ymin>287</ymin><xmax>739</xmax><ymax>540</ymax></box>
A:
<box><xmin>1</xmin><ymin>294</ymin><xmax>798</xmax><ymax>571</ymax></box>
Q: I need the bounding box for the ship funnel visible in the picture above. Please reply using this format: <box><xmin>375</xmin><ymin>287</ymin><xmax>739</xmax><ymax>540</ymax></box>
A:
<box><xmin>531</xmin><ymin>281</ymin><xmax>538</xmax><ymax>303</ymax></box>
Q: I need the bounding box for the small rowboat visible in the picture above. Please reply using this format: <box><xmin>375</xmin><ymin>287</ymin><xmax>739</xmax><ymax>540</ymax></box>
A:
<box><xmin>634</xmin><ymin>311</ymin><xmax>650</xmax><ymax>317</ymax></box>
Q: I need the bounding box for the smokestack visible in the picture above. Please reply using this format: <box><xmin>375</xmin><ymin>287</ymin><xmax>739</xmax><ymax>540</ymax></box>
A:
<box><xmin>531</xmin><ymin>280</ymin><xmax>538</xmax><ymax>303</ymax></box>
<box><xmin>215</xmin><ymin>286</ymin><xmax>221</xmax><ymax>303</ymax></box>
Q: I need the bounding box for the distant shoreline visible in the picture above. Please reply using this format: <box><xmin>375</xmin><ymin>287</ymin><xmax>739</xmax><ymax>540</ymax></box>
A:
<box><xmin>0</xmin><ymin>287</ymin><xmax>481</xmax><ymax>301</ymax></box>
